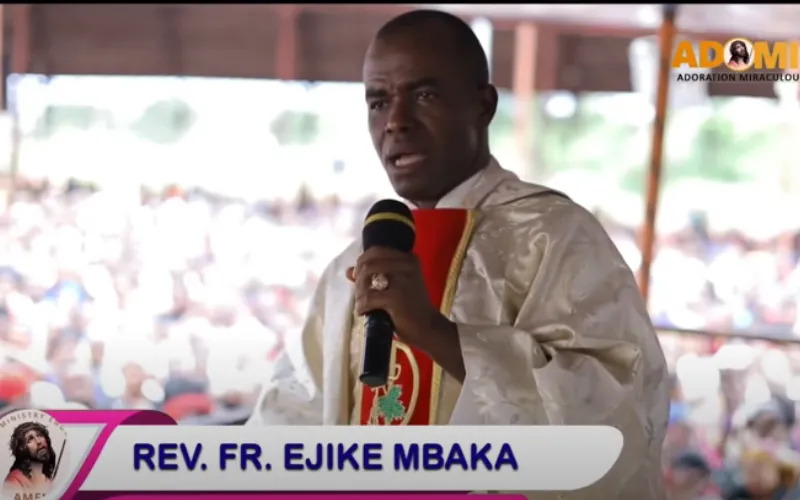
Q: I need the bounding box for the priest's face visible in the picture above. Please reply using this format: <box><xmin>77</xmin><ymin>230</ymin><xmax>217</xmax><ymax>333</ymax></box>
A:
<box><xmin>363</xmin><ymin>30</ymin><xmax>493</xmax><ymax>206</ymax></box>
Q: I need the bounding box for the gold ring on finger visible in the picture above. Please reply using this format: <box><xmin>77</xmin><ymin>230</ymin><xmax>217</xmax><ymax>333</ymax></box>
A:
<box><xmin>370</xmin><ymin>273</ymin><xmax>389</xmax><ymax>291</ymax></box>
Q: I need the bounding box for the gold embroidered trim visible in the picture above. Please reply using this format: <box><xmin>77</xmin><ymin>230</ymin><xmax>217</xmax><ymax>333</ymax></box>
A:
<box><xmin>429</xmin><ymin>209</ymin><xmax>477</xmax><ymax>424</ymax></box>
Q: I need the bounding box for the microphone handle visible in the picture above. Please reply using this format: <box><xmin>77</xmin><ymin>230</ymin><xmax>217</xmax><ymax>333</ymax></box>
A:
<box><xmin>359</xmin><ymin>310</ymin><xmax>394</xmax><ymax>388</ymax></box>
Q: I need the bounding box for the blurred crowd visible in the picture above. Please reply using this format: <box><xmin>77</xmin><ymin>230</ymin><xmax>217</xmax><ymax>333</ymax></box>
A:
<box><xmin>601</xmin><ymin>215</ymin><xmax>800</xmax><ymax>338</ymax></box>
<box><xmin>663</xmin><ymin>393</ymin><xmax>800</xmax><ymax>500</ymax></box>
<box><xmin>0</xmin><ymin>178</ymin><xmax>371</xmax><ymax>423</ymax></box>
<box><xmin>1</xmin><ymin>176</ymin><xmax>800</xmax><ymax>498</ymax></box>
<box><xmin>657</xmin><ymin>330</ymin><xmax>800</xmax><ymax>499</ymax></box>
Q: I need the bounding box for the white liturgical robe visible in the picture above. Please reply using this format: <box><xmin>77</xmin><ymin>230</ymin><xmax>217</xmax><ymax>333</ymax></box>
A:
<box><xmin>248</xmin><ymin>159</ymin><xmax>670</xmax><ymax>499</ymax></box>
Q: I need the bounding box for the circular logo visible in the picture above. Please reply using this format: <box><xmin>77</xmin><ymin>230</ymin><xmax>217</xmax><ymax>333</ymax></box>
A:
<box><xmin>0</xmin><ymin>410</ymin><xmax>69</xmax><ymax>499</ymax></box>
<box><xmin>723</xmin><ymin>38</ymin><xmax>754</xmax><ymax>72</ymax></box>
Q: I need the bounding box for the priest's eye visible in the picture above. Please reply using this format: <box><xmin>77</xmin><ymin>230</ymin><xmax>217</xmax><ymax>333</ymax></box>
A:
<box><xmin>416</xmin><ymin>92</ymin><xmax>436</xmax><ymax>101</ymax></box>
<box><xmin>369</xmin><ymin>100</ymin><xmax>388</xmax><ymax>111</ymax></box>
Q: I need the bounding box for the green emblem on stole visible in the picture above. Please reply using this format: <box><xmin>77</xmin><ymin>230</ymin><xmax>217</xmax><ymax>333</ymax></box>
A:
<box><xmin>370</xmin><ymin>385</ymin><xmax>406</xmax><ymax>424</ymax></box>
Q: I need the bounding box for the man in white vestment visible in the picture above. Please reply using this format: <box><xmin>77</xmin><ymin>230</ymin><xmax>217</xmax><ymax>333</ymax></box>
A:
<box><xmin>249</xmin><ymin>9</ymin><xmax>669</xmax><ymax>499</ymax></box>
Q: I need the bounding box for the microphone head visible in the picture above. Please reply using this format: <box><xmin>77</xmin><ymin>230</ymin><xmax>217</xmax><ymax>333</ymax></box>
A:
<box><xmin>362</xmin><ymin>199</ymin><xmax>415</xmax><ymax>252</ymax></box>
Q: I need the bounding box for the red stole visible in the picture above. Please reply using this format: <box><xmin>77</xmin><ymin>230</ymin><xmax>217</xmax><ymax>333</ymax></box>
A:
<box><xmin>356</xmin><ymin>209</ymin><xmax>476</xmax><ymax>425</ymax></box>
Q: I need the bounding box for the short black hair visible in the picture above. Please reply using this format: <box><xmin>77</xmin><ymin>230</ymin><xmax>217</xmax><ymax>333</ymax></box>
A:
<box><xmin>376</xmin><ymin>9</ymin><xmax>490</xmax><ymax>86</ymax></box>
<box><xmin>772</xmin><ymin>395</ymin><xmax>796</xmax><ymax>427</ymax></box>
<box><xmin>672</xmin><ymin>451</ymin><xmax>711</xmax><ymax>475</ymax></box>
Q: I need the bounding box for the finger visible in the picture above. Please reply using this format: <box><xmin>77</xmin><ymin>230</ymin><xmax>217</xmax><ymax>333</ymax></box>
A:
<box><xmin>353</xmin><ymin>269</ymin><xmax>410</xmax><ymax>315</ymax></box>
<box><xmin>354</xmin><ymin>270</ymin><xmax>385</xmax><ymax>301</ymax></box>
<box><xmin>354</xmin><ymin>290</ymin><xmax>395</xmax><ymax>316</ymax></box>
<box><xmin>357</xmin><ymin>246</ymin><xmax>411</xmax><ymax>268</ymax></box>
<box><xmin>355</xmin><ymin>254</ymin><xmax>416</xmax><ymax>281</ymax></box>
<box><xmin>354</xmin><ymin>264</ymin><xmax>413</xmax><ymax>297</ymax></box>
<box><xmin>360</xmin><ymin>246</ymin><xmax>409</xmax><ymax>259</ymax></box>
<box><xmin>346</xmin><ymin>267</ymin><xmax>356</xmax><ymax>283</ymax></box>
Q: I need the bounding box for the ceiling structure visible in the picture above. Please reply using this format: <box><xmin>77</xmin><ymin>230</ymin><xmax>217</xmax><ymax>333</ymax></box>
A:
<box><xmin>3</xmin><ymin>4</ymin><xmax>793</xmax><ymax>98</ymax></box>
<box><xmin>426</xmin><ymin>4</ymin><xmax>800</xmax><ymax>40</ymax></box>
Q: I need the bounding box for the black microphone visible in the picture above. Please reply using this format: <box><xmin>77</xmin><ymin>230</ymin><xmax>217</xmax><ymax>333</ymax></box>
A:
<box><xmin>359</xmin><ymin>199</ymin><xmax>415</xmax><ymax>388</ymax></box>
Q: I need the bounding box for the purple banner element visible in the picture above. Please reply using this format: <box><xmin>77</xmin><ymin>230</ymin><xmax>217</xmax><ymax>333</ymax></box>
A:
<box><xmin>75</xmin><ymin>495</ymin><xmax>526</xmax><ymax>500</ymax></box>
<box><xmin>45</xmin><ymin>410</ymin><xmax>177</xmax><ymax>500</ymax></box>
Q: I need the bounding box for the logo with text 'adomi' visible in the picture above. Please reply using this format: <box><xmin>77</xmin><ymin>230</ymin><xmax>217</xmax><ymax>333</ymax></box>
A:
<box><xmin>671</xmin><ymin>38</ymin><xmax>800</xmax><ymax>84</ymax></box>
<box><xmin>0</xmin><ymin>410</ymin><xmax>69</xmax><ymax>500</ymax></box>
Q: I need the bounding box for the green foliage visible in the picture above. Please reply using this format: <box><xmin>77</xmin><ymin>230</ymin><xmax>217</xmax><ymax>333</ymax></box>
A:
<box><xmin>269</xmin><ymin>110</ymin><xmax>319</xmax><ymax>146</ymax></box>
<box><xmin>130</xmin><ymin>99</ymin><xmax>196</xmax><ymax>145</ymax></box>
<box><xmin>25</xmin><ymin>87</ymin><xmax>779</xmax><ymax>196</ymax></box>
<box><xmin>666</xmin><ymin>113</ymin><xmax>773</xmax><ymax>185</ymax></box>
<box><xmin>32</xmin><ymin>105</ymin><xmax>114</xmax><ymax>137</ymax></box>
<box><xmin>30</xmin><ymin>99</ymin><xmax>196</xmax><ymax>145</ymax></box>
<box><xmin>499</xmin><ymin>93</ymin><xmax>779</xmax><ymax>192</ymax></box>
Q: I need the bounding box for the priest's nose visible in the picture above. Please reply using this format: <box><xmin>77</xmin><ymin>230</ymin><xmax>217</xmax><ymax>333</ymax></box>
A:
<box><xmin>385</xmin><ymin>100</ymin><xmax>414</xmax><ymax>134</ymax></box>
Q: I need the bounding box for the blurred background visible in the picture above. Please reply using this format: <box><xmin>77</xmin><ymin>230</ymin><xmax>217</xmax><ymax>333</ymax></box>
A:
<box><xmin>0</xmin><ymin>4</ymin><xmax>799</xmax><ymax>498</ymax></box>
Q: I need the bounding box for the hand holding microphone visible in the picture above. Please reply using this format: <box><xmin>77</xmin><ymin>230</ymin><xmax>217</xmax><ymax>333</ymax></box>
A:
<box><xmin>348</xmin><ymin>200</ymin><xmax>451</xmax><ymax>388</ymax></box>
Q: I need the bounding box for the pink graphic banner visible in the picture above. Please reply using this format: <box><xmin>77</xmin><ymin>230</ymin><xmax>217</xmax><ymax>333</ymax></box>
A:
<box><xmin>46</xmin><ymin>410</ymin><xmax>176</xmax><ymax>500</ymax></box>
<box><xmin>76</xmin><ymin>496</ymin><xmax>523</xmax><ymax>500</ymax></box>
<box><xmin>42</xmin><ymin>410</ymin><xmax>524</xmax><ymax>500</ymax></box>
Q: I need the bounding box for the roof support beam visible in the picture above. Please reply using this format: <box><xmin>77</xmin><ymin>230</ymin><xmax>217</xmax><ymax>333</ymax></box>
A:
<box><xmin>6</xmin><ymin>4</ymin><xmax>31</xmax><ymax>206</ymax></box>
<box><xmin>638</xmin><ymin>5</ymin><xmax>678</xmax><ymax>302</ymax></box>
<box><xmin>10</xmin><ymin>5</ymin><xmax>30</xmax><ymax>75</ymax></box>
<box><xmin>512</xmin><ymin>22</ymin><xmax>537</xmax><ymax>179</ymax></box>
<box><xmin>275</xmin><ymin>5</ymin><xmax>299</xmax><ymax>81</ymax></box>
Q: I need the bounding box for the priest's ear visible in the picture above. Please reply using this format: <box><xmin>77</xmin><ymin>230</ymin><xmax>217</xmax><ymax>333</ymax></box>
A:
<box><xmin>477</xmin><ymin>83</ymin><xmax>498</xmax><ymax>128</ymax></box>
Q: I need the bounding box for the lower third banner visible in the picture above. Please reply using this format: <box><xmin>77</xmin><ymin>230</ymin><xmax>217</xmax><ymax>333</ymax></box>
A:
<box><xmin>0</xmin><ymin>409</ymin><xmax>623</xmax><ymax>499</ymax></box>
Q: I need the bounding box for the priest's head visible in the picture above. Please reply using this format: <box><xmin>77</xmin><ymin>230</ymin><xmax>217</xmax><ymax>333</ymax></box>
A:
<box><xmin>363</xmin><ymin>10</ymin><xmax>498</xmax><ymax>207</ymax></box>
